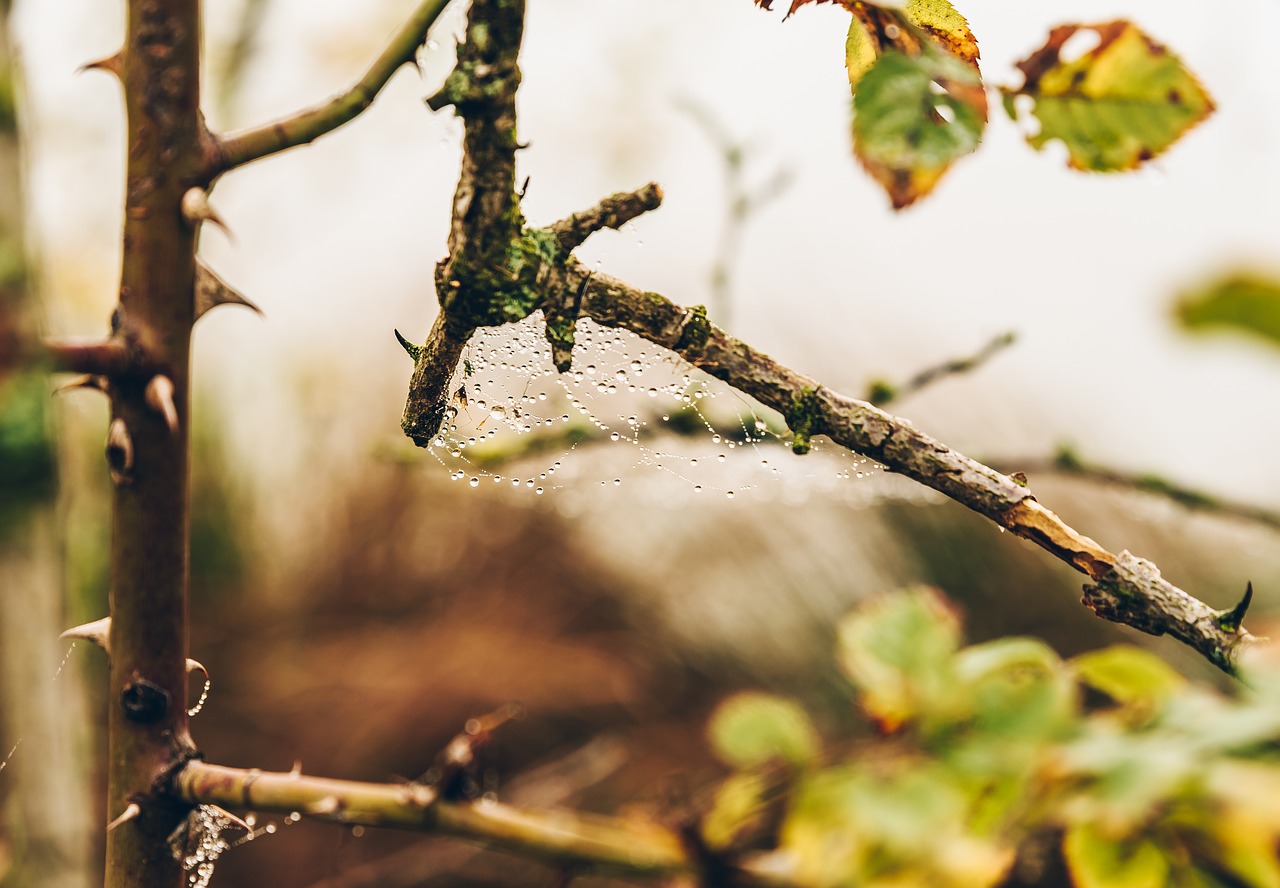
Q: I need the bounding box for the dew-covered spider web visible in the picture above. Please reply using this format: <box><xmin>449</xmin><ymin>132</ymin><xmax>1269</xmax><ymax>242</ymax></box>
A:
<box><xmin>420</xmin><ymin>313</ymin><xmax>888</xmax><ymax>500</ymax></box>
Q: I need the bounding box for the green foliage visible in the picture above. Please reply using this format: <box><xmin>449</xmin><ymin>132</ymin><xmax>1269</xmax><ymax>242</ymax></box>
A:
<box><xmin>0</xmin><ymin>371</ymin><xmax>57</xmax><ymax>536</ymax></box>
<box><xmin>758</xmin><ymin>2</ymin><xmax>1213</xmax><ymax>207</ymax></box>
<box><xmin>702</xmin><ymin>588</ymin><xmax>1280</xmax><ymax>887</ymax></box>
<box><xmin>1176</xmin><ymin>273</ymin><xmax>1280</xmax><ymax>348</ymax></box>
<box><xmin>1003</xmin><ymin>22</ymin><xmax>1215</xmax><ymax>173</ymax></box>
<box><xmin>852</xmin><ymin>50</ymin><xmax>986</xmax><ymax>209</ymax></box>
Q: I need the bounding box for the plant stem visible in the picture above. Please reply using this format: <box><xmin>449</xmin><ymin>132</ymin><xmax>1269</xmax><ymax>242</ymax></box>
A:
<box><xmin>105</xmin><ymin>1</ymin><xmax>205</xmax><ymax>884</ymax></box>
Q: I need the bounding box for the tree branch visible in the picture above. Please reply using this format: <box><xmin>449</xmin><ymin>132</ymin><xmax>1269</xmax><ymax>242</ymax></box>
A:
<box><xmin>542</xmin><ymin>265</ymin><xmax>1257</xmax><ymax>671</ymax></box>
<box><xmin>866</xmin><ymin>330</ymin><xmax>1016</xmax><ymax>406</ymax></box>
<box><xmin>214</xmin><ymin>0</ymin><xmax>452</xmax><ymax>173</ymax></box>
<box><xmin>42</xmin><ymin>338</ymin><xmax>135</xmax><ymax>377</ymax></box>
<box><xmin>174</xmin><ymin>760</ymin><xmax>788</xmax><ymax>884</ymax></box>
<box><xmin>547</xmin><ymin>182</ymin><xmax>664</xmax><ymax>253</ymax></box>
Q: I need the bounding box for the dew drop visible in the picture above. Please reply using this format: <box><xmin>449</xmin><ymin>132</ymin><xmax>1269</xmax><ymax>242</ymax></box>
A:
<box><xmin>469</xmin><ymin>477</ymin><xmax>479</xmax><ymax>488</ymax></box>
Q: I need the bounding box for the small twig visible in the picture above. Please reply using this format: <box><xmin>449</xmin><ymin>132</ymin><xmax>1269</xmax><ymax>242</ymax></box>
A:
<box><xmin>866</xmin><ymin>331</ymin><xmax>1016</xmax><ymax>406</ymax></box>
<box><xmin>995</xmin><ymin>450</ymin><xmax>1280</xmax><ymax>533</ymax></box>
<box><xmin>548</xmin><ymin>183</ymin><xmax>664</xmax><ymax>253</ymax></box>
<box><xmin>214</xmin><ymin>0</ymin><xmax>453</xmax><ymax>173</ymax></box>
<box><xmin>43</xmin><ymin>339</ymin><xmax>134</xmax><ymax>377</ymax></box>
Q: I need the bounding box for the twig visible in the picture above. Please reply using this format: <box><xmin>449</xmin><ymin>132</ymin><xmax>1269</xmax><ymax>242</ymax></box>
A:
<box><xmin>175</xmin><ymin>761</ymin><xmax>791</xmax><ymax>884</ymax></box>
<box><xmin>548</xmin><ymin>183</ymin><xmax>664</xmax><ymax>253</ymax></box>
<box><xmin>43</xmin><ymin>339</ymin><xmax>135</xmax><ymax>377</ymax></box>
<box><xmin>866</xmin><ymin>331</ymin><xmax>1016</xmax><ymax>406</ymax></box>
<box><xmin>996</xmin><ymin>449</ymin><xmax>1280</xmax><ymax>533</ymax></box>
<box><xmin>677</xmin><ymin>99</ymin><xmax>792</xmax><ymax>329</ymax></box>
<box><xmin>214</xmin><ymin>0</ymin><xmax>453</xmax><ymax>173</ymax></box>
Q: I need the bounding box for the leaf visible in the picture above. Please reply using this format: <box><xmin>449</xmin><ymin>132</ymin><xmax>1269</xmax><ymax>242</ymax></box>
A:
<box><xmin>1176</xmin><ymin>273</ymin><xmax>1280</xmax><ymax>348</ymax></box>
<box><xmin>837</xmin><ymin>586</ymin><xmax>961</xmax><ymax>730</ymax></box>
<box><xmin>1004</xmin><ymin>21</ymin><xmax>1214</xmax><ymax>172</ymax></box>
<box><xmin>1072</xmin><ymin>646</ymin><xmax>1186</xmax><ymax>711</ymax></box>
<box><xmin>847</xmin><ymin>0</ymin><xmax>978</xmax><ymax>88</ymax></box>
<box><xmin>845</xmin><ymin>3</ymin><xmax>985</xmax><ymax>209</ymax></box>
<box><xmin>708</xmin><ymin>692</ymin><xmax>819</xmax><ymax>769</ymax></box>
<box><xmin>702</xmin><ymin>772</ymin><xmax>769</xmax><ymax>851</ymax></box>
<box><xmin>1064</xmin><ymin>823</ymin><xmax>1170</xmax><ymax>888</ymax></box>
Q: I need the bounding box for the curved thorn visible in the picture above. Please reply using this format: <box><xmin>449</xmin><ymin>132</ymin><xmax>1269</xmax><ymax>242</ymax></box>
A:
<box><xmin>145</xmin><ymin>375</ymin><xmax>180</xmax><ymax>436</ymax></box>
<box><xmin>195</xmin><ymin>262</ymin><xmax>262</xmax><ymax>320</ymax></box>
<box><xmin>78</xmin><ymin>52</ymin><xmax>123</xmax><ymax>79</ymax></box>
<box><xmin>181</xmin><ymin>188</ymin><xmax>232</xmax><ymax>238</ymax></box>
<box><xmin>107</xmin><ymin>802</ymin><xmax>141</xmax><ymax>833</ymax></box>
<box><xmin>209</xmin><ymin>805</ymin><xmax>251</xmax><ymax>833</ymax></box>
<box><xmin>53</xmin><ymin>374</ymin><xmax>109</xmax><ymax>396</ymax></box>
<box><xmin>395</xmin><ymin>329</ymin><xmax>423</xmax><ymax>362</ymax></box>
<box><xmin>1217</xmin><ymin>582</ymin><xmax>1254</xmax><ymax>634</ymax></box>
<box><xmin>60</xmin><ymin>616</ymin><xmax>111</xmax><ymax>654</ymax></box>
<box><xmin>186</xmin><ymin>658</ymin><xmax>211</xmax><ymax>717</ymax></box>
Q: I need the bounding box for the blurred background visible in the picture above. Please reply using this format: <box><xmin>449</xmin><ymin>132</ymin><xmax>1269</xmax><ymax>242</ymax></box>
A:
<box><xmin>2</xmin><ymin>0</ymin><xmax>1280</xmax><ymax>884</ymax></box>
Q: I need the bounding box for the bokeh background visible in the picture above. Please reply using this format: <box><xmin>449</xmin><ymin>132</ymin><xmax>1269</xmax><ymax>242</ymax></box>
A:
<box><xmin>3</xmin><ymin>0</ymin><xmax>1280</xmax><ymax>885</ymax></box>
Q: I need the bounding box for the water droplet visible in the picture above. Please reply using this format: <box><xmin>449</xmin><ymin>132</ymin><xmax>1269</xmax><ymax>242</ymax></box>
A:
<box><xmin>610</xmin><ymin>432</ymin><xmax>620</xmax><ymax>442</ymax></box>
<box><xmin>469</xmin><ymin>477</ymin><xmax>479</xmax><ymax>488</ymax></box>
<box><xmin>726</xmin><ymin>491</ymin><xmax>735</xmax><ymax>499</ymax></box>
<box><xmin>613</xmin><ymin>479</ymin><xmax>622</xmax><ymax>486</ymax></box>
<box><xmin>535</xmin><ymin>487</ymin><xmax>544</xmax><ymax>495</ymax></box>
<box><xmin>693</xmin><ymin>485</ymin><xmax>702</xmax><ymax>493</ymax></box>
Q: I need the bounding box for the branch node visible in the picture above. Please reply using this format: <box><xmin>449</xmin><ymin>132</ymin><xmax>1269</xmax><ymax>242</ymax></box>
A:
<box><xmin>106</xmin><ymin>418</ymin><xmax>135</xmax><ymax>486</ymax></box>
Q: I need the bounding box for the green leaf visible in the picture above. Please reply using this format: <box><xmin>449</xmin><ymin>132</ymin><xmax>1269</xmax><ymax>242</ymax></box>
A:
<box><xmin>1004</xmin><ymin>21</ymin><xmax>1214</xmax><ymax>172</ymax></box>
<box><xmin>1072</xmin><ymin>646</ymin><xmax>1186</xmax><ymax>711</ymax></box>
<box><xmin>853</xmin><ymin>49</ymin><xmax>986</xmax><ymax>209</ymax></box>
<box><xmin>702</xmin><ymin>772</ymin><xmax>769</xmax><ymax>851</ymax></box>
<box><xmin>1176</xmin><ymin>273</ymin><xmax>1280</xmax><ymax>349</ymax></box>
<box><xmin>1064</xmin><ymin>823</ymin><xmax>1170</xmax><ymax>888</ymax></box>
<box><xmin>707</xmin><ymin>692</ymin><xmax>818</xmax><ymax>769</ymax></box>
<box><xmin>837</xmin><ymin>585</ymin><xmax>961</xmax><ymax>730</ymax></box>
<box><xmin>953</xmin><ymin>638</ymin><xmax>1075</xmax><ymax>740</ymax></box>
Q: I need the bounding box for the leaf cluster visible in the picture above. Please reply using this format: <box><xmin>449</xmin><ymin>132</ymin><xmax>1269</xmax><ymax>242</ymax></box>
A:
<box><xmin>755</xmin><ymin>0</ymin><xmax>1214</xmax><ymax>208</ymax></box>
<box><xmin>704</xmin><ymin>587</ymin><xmax>1280</xmax><ymax>887</ymax></box>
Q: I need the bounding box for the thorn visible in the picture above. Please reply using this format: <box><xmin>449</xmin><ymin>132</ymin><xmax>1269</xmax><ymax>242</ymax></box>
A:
<box><xmin>106</xmin><ymin>418</ymin><xmax>134</xmax><ymax>486</ymax></box>
<box><xmin>289</xmin><ymin>760</ymin><xmax>303</xmax><ymax>778</ymax></box>
<box><xmin>395</xmin><ymin>329</ymin><xmax>423</xmax><ymax>362</ymax></box>
<box><xmin>209</xmin><ymin>805</ymin><xmax>251</xmax><ymax>833</ymax></box>
<box><xmin>144</xmin><ymin>375</ymin><xmax>180</xmax><ymax>436</ymax></box>
<box><xmin>186</xmin><ymin>658</ymin><xmax>211</xmax><ymax>716</ymax></box>
<box><xmin>107</xmin><ymin>802</ymin><xmax>141</xmax><ymax>833</ymax></box>
<box><xmin>1216</xmin><ymin>582</ymin><xmax>1254</xmax><ymax>634</ymax></box>
<box><xmin>60</xmin><ymin>616</ymin><xmax>111</xmax><ymax>654</ymax></box>
<box><xmin>195</xmin><ymin>262</ymin><xmax>262</xmax><ymax>320</ymax></box>
<box><xmin>78</xmin><ymin>52</ymin><xmax>123</xmax><ymax>78</ymax></box>
<box><xmin>53</xmin><ymin>375</ymin><xmax>108</xmax><ymax>396</ymax></box>
<box><xmin>181</xmin><ymin>187</ymin><xmax>232</xmax><ymax>238</ymax></box>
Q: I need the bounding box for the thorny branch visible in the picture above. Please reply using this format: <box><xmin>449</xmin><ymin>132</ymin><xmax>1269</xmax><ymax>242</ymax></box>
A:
<box><xmin>213</xmin><ymin>0</ymin><xmax>452</xmax><ymax>173</ymax></box>
<box><xmin>399</xmin><ymin>0</ymin><xmax>1256</xmax><ymax>675</ymax></box>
